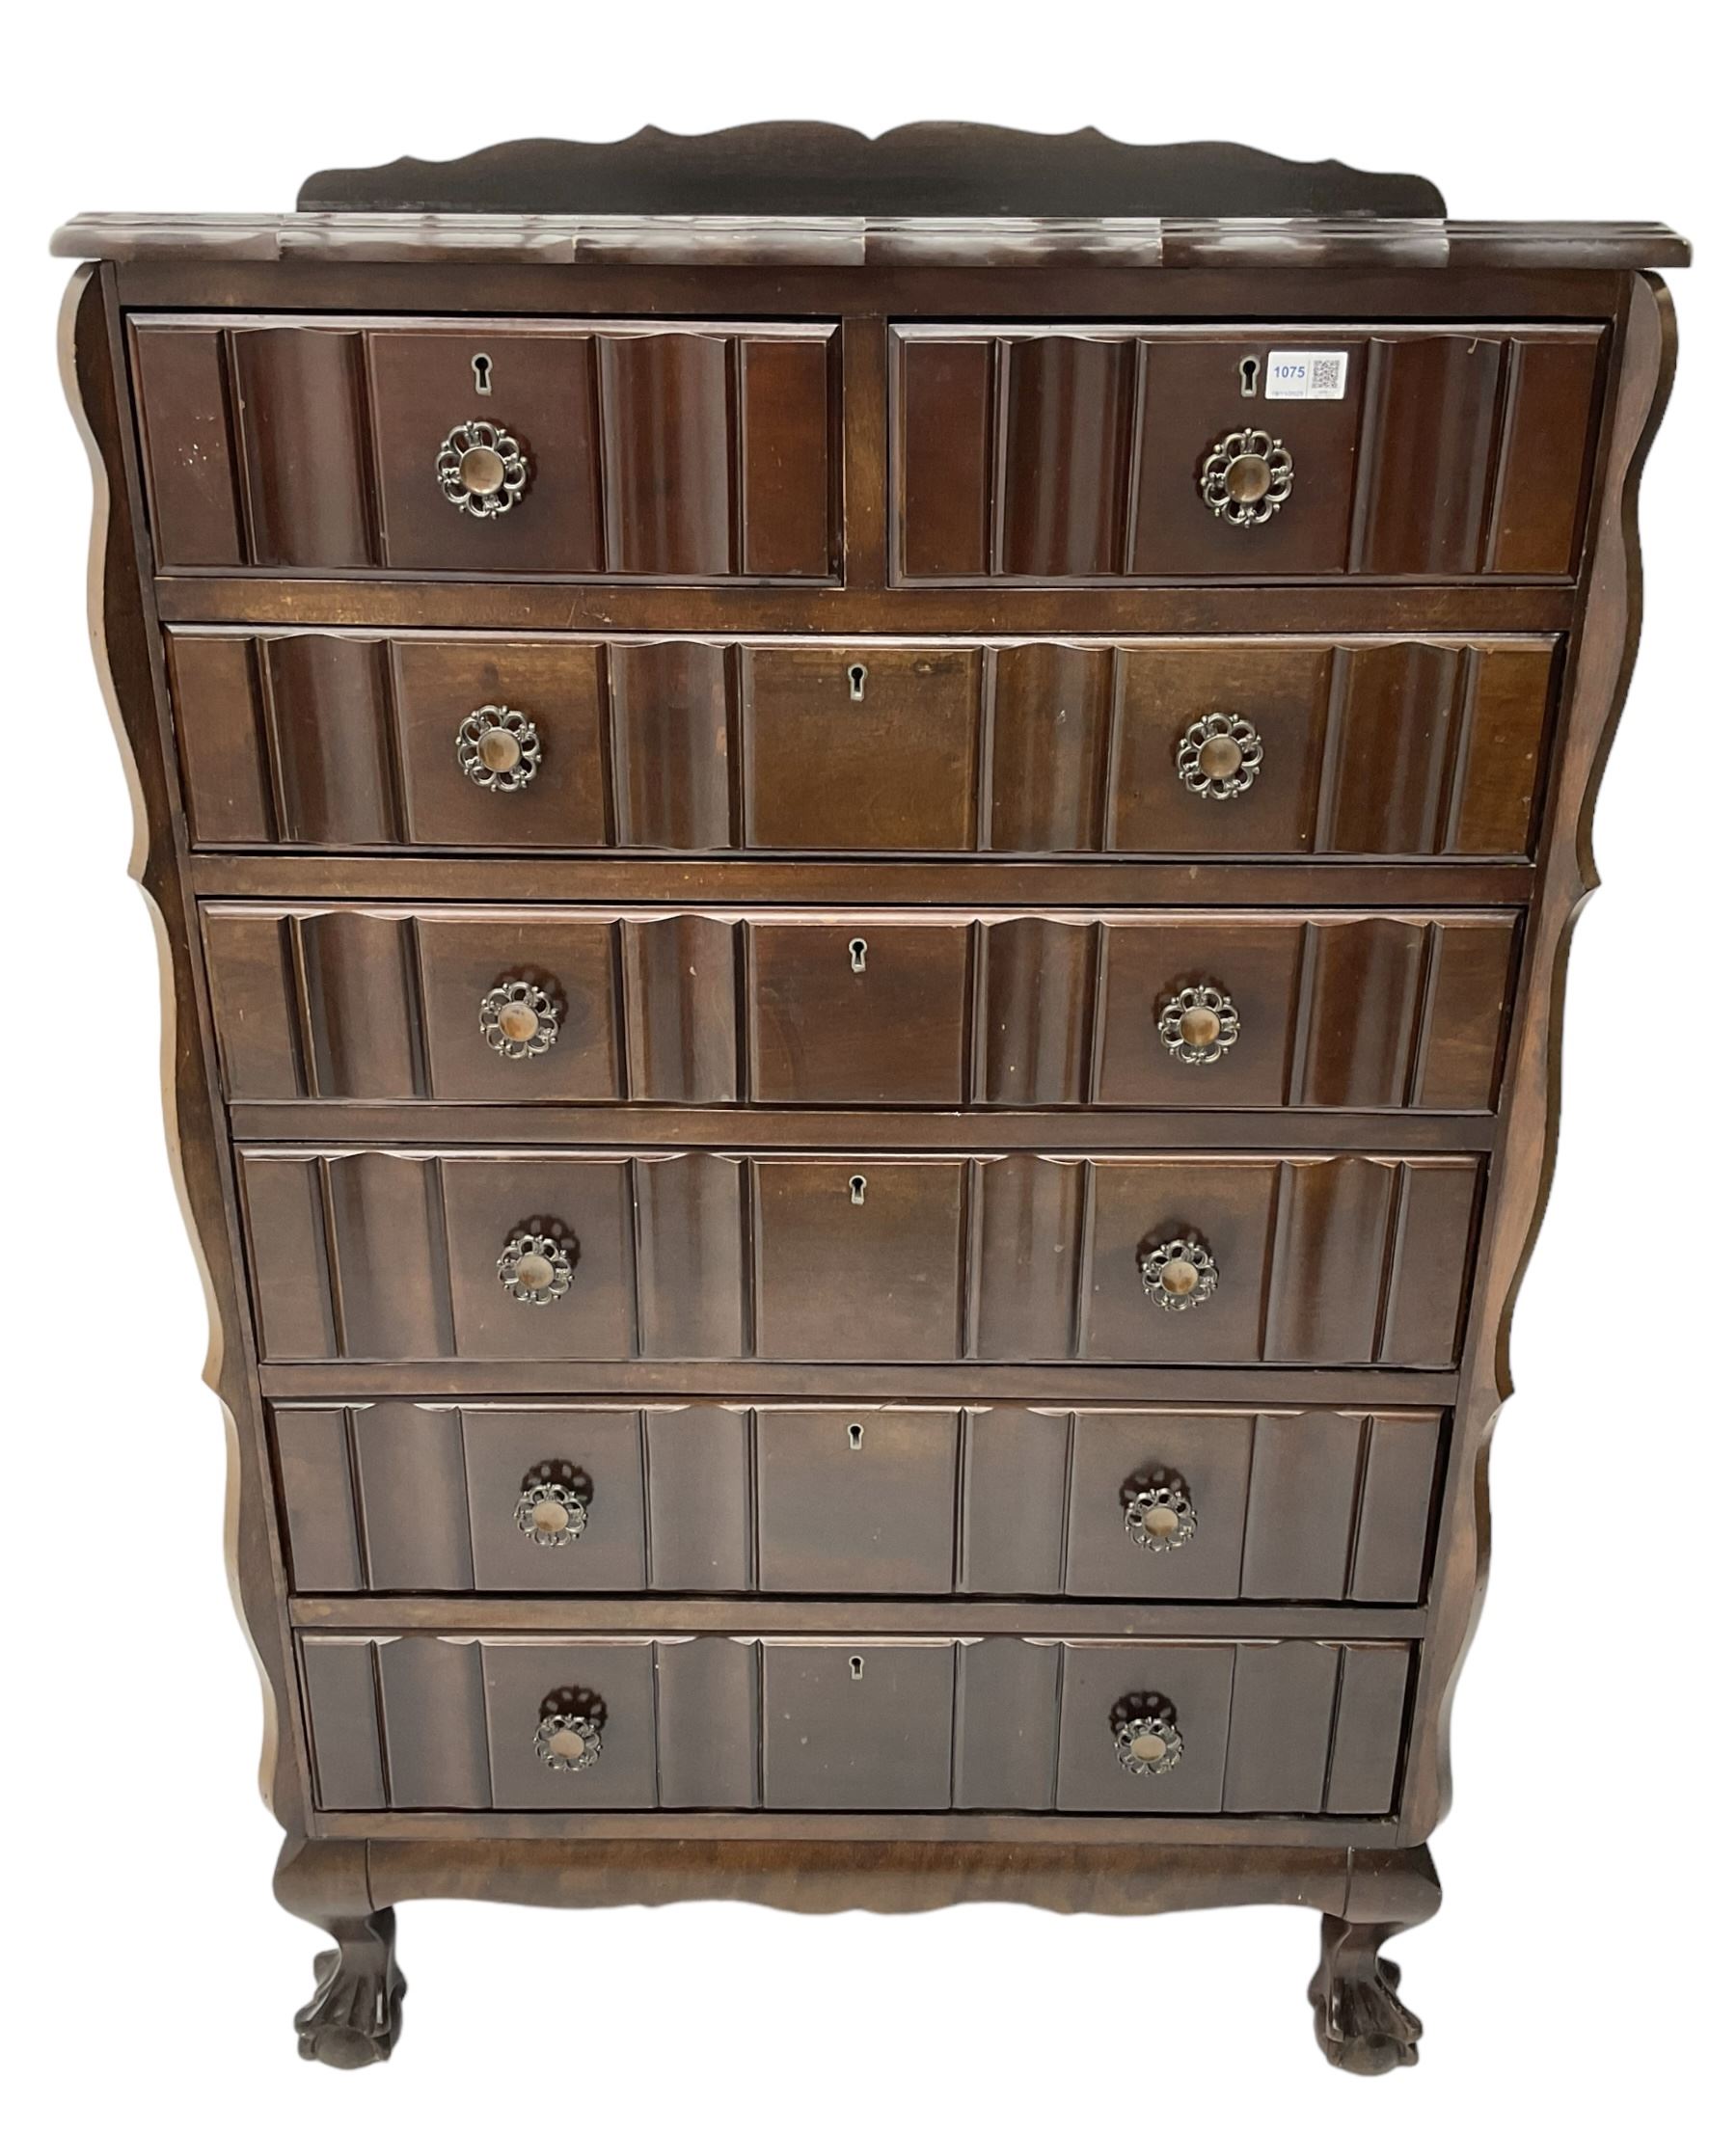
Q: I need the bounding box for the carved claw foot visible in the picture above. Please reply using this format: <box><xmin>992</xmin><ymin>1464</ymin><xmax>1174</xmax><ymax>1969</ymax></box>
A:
<box><xmin>293</xmin><ymin>1908</ymin><xmax>405</xmax><ymax>2068</ymax></box>
<box><xmin>1309</xmin><ymin>1916</ymin><xmax>1423</xmax><ymax>2075</ymax></box>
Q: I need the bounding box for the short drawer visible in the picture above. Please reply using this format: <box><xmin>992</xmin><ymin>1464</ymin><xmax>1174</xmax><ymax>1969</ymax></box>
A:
<box><xmin>167</xmin><ymin>629</ymin><xmax>1560</xmax><ymax>861</ymax></box>
<box><xmin>238</xmin><ymin>1148</ymin><xmax>1482</xmax><ymax>1366</ymax></box>
<box><xmin>206</xmin><ymin>903</ymin><xmax>1521</xmax><ymax>1114</ymax></box>
<box><xmin>893</xmin><ymin>322</ymin><xmax>1603</xmax><ymax>581</ymax></box>
<box><xmin>132</xmin><ymin>315</ymin><xmax>839</xmax><ymax>577</ymax></box>
<box><xmin>299</xmin><ymin>1632</ymin><xmax>1414</xmax><ymax>1817</ymax></box>
<box><xmin>272</xmin><ymin>1400</ymin><xmax>1443</xmax><ymax>1603</ymax></box>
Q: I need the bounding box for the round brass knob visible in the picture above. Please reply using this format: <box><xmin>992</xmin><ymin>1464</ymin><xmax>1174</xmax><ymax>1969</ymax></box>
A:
<box><xmin>436</xmin><ymin>419</ymin><xmax>529</xmax><ymax>518</ymax></box>
<box><xmin>498</xmin><ymin>1230</ymin><xmax>575</xmax><ymax>1306</ymax></box>
<box><xmin>1158</xmin><ymin>984</ymin><xmax>1239</xmax><ymax>1067</ymax></box>
<box><xmin>1126</xmin><ymin>1482</ymin><xmax>1197</xmax><ymax>1553</ymax></box>
<box><xmin>1177</xmin><ymin>713</ymin><xmax>1263</xmax><ymax>801</ymax></box>
<box><xmin>533</xmin><ymin>1712</ymin><xmax>602</xmax><ymax>1770</ymax></box>
<box><xmin>516</xmin><ymin>1478</ymin><xmax>588</xmax><ymax>1547</ymax></box>
<box><xmin>460</xmin><ymin>445</ymin><xmax>505</xmax><ymax>496</ymax></box>
<box><xmin>480</xmin><ymin>980</ymin><xmax>560</xmax><ymax>1060</ymax></box>
<box><xmin>1200</xmin><ymin>427</ymin><xmax>1293</xmax><ymax>527</ymax></box>
<box><xmin>456</xmin><ymin>705</ymin><xmax>541</xmax><ymax>792</ymax></box>
<box><xmin>1115</xmin><ymin>1713</ymin><xmax>1184</xmax><ymax>1777</ymax></box>
<box><xmin>1140</xmin><ymin>1237</ymin><xmax>1219</xmax><ymax>1311</ymax></box>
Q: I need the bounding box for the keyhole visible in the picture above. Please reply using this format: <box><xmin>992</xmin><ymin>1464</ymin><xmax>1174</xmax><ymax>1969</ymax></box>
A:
<box><xmin>1238</xmin><ymin>355</ymin><xmax>1260</xmax><ymax>398</ymax></box>
<box><xmin>849</xmin><ymin>1655</ymin><xmax>865</xmax><ymax>1681</ymax></box>
<box><xmin>473</xmin><ymin>353</ymin><xmax>493</xmax><ymax>396</ymax></box>
<box><xmin>847</xmin><ymin>1422</ymin><xmax>864</xmax><ymax>1451</ymax></box>
<box><xmin>849</xmin><ymin>937</ymin><xmax>867</xmax><ymax>974</ymax></box>
<box><xmin>847</xmin><ymin>662</ymin><xmax>867</xmax><ymax>702</ymax></box>
<box><xmin>849</xmin><ymin>1175</ymin><xmax>867</xmax><ymax>1205</ymax></box>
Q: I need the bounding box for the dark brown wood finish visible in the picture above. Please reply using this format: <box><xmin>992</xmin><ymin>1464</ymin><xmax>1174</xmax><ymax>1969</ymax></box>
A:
<box><xmin>270</xmin><ymin>1399</ymin><xmax>1441</xmax><ymax>1603</ymax></box>
<box><xmin>59</xmin><ymin>131</ymin><xmax>1682</xmax><ymax>2074</ymax></box>
<box><xmin>202</xmin><ymin>902</ymin><xmax>1521</xmax><ymax>1112</ymax></box>
<box><xmin>166</xmin><ymin>630</ymin><xmax>1560</xmax><ymax>860</ymax></box>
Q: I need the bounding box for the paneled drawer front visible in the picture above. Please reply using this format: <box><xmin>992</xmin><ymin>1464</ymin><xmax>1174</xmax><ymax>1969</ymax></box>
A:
<box><xmin>167</xmin><ymin>631</ymin><xmax>1559</xmax><ymax>860</ymax></box>
<box><xmin>131</xmin><ymin>316</ymin><xmax>838</xmax><ymax>577</ymax></box>
<box><xmin>272</xmin><ymin>1400</ymin><xmax>1442</xmax><ymax>1602</ymax></box>
<box><xmin>238</xmin><ymin>1149</ymin><xmax>1481</xmax><ymax>1365</ymax></box>
<box><xmin>300</xmin><ymin>1633</ymin><xmax>1413</xmax><ymax>1816</ymax></box>
<box><xmin>894</xmin><ymin>323</ymin><xmax>1603</xmax><ymax>581</ymax></box>
<box><xmin>206</xmin><ymin>904</ymin><xmax>1520</xmax><ymax>1113</ymax></box>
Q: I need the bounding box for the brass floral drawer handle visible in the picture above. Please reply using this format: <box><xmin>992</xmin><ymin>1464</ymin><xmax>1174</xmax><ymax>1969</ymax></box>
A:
<box><xmin>456</xmin><ymin>705</ymin><xmax>541</xmax><ymax>791</ymax></box>
<box><xmin>516</xmin><ymin>1479</ymin><xmax>588</xmax><ymax>1546</ymax></box>
<box><xmin>481</xmin><ymin>980</ymin><xmax>560</xmax><ymax>1060</ymax></box>
<box><xmin>498</xmin><ymin>1231</ymin><xmax>574</xmax><ymax>1305</ymax></box>
<box><xmin>1200</xmin><ymin>426</ymin><xmax>1293</xmax><ymax>526</ymax></box>
<box><xmin>532</xmin><ymin>1712</ymin><xmax>602</xmax><ymax>1771</ymax></box>
<box><xmin>1141</xmin><ymin>1237</ymin><xmax>1218</xmax><ymax>1310</ymax></box>
<box><xmin>1115</xmin><ymin>1713</ymin><xmax>1184</xmax><ymax>1777</ymax></box>
<box><xmin>1158</xmin><ymin>983</ymin><xmax>1239</xmax><ymax>1067</ymax></box>
<box><xmin>436</xmin><ymin>419</ymin><xmax>529</xmax><ymax>517</ymax></box>
<box><xmin>1178</xmin><ymin>713</ymin><xmax>1263</xmax><ymax>800</ymax></box>
<box><xmin>1126</xmin><ymin>1482</ymin><xmax>1197</xmax><ymax>1553</ymax></box>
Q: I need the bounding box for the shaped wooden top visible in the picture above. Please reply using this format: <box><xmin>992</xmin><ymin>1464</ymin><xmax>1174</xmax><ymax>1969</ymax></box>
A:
<box><xmin>51</xmin><ymin>125</ymin><xmax>1690</xmax><ymax>269</ymax></box>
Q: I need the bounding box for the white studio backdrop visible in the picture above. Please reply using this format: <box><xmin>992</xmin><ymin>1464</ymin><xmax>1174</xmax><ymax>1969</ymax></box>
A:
<box><xmin>1</xmin><ymin>7</ymin><xmax>1730</xmax><ymax>2127</ymax></box>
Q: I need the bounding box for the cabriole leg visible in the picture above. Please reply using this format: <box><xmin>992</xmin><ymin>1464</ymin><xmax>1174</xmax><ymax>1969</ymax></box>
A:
<box><xmin>275</xmin><ymin>1838</ymin><xmax>406</xmax><ymax>2068</ymax></box>
<box><xmin>1308</xmin><ymin>1845</ymin><xmax>1439</xmax><ymax>2075</ymax></box>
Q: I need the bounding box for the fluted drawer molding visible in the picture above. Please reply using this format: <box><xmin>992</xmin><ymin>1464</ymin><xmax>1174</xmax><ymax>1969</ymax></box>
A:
<box><xmin>298</xmin><ymin>1632</ymin><xmax>1415</xmax><ymax>1817</ymax></box>
<box><xmin>892</xmin><ymin>322</ymin><xmax>1603</xmax><ymax>581</ymax></box>
<box><xmin>203</xmin><ymin>904</ymin><xmax>1521</xmax><ymax>1114</ymax></box>
<box><xmin>270</xmin><ymin>1400</ymin><xmax>1443</xmax><ymax>1603</ymax></box>
<box><xmin>237</xmin><ymin>1148</ymin><xmax>1482</xmax><ymax>1367</ymax></box>
<box><xmin>165</xmin><ymin>630</ymin><xmax>1560</xmax><ymax>861</ymax></box>
<box><xmin>130</xmin><ymin>315</ymin><xmax>839</xmax><ymax>577</ymax></box>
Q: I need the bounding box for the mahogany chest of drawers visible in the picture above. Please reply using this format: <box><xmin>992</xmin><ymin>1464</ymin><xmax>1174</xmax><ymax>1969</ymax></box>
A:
<box><xmin>55</xmin><ymin>124</ymin><xmax>1687</xmax><ymax>2074</ymax></box>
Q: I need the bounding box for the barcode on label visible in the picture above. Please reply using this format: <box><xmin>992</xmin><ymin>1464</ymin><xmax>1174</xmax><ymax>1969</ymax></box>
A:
<box><xmin>1265</xmin><ymin>350</ymin><xmax>1349</xmax><ymax>401</ymax></box>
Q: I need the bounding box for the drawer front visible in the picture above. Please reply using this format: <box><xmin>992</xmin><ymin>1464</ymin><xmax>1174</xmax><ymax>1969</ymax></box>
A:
<box><xmin>131</xmin><ymin>316</ymin><xmax>839</xmax><ymax>577</ymax></box>
<box><xmin>206</xmin><ymin>903</ymin><xmax>1520</xmax><ymax>1113</ymax></box>
<box><xmin>167</xmin><ymin>631</ymin><xmax>1559</xmax><ymax>860</ymax></box>
<box><xmin>239</xmin><ymin>1149</ymin><xmax>1481</xmax><ymax>1365</ymax></box>
<box><xmin>894</xmin><ymin>323</ymin><xmax>1603</xmax><ymax>581</ymax></box>
<box><xmin>300</xmin><ymin>1633</ymin><xmax>1413</xmax><ymax>1817</ymax></box>
<box><xmin>273</xmin><ymin>1400</ymin><xmax>1442</xmax><ymax>1603</ymax></box>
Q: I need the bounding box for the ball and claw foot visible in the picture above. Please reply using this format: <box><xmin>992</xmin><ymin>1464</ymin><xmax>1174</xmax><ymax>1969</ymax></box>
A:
<box><xmin>293</xmin><ymin>1909</ymin><xmax>406</xmax><ymax>2068</ymax></box>
<box><xmin>1308</xmin><ymin>1916</ymin><xmax>1424</xmax><ymax>2075</ymax></box>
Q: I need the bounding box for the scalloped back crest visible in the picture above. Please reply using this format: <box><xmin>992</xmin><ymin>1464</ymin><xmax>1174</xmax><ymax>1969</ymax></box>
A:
<box><xmin>298</xmin><ymin>125</ymin><xmax>1447</xmax><ymax>219</ymax></box>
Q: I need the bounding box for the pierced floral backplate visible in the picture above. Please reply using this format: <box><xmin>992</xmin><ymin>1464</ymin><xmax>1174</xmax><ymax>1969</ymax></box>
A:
<box><xmin>481</xmin><ymin>979</ymin><xmax>560</xmax><ymax>1060</ymax></box>
<box><xmin>456</xmin><ymin>705</ymin><xmax>541</xmax><ymax>792</ymax></box>
<box><xmin>1177</xmin><ymin>712</ymin><xmax>1263</xmax><ymax>800</ymax></box>
<box><xmin>436</xmin><ymin>418</ymin><xmax>529</xmax><ymax>518</ymax></box>
<box><xmin>1126</xmin><ymin>1482</ymin><xmax>1198</xmax><ymax>1553</ymax></box>
<box><xmin>1199</xmin><ymin>426</ymin><xmax>1293</xmax><ymax>527</ymax></box>
<box><xmin>1141</xmin><ymin>1237</ymin><xmax>1219</xmax><ymax>1311</ymax></box>
<box><xmin>1115</xmin><ymin>1714</ymin><xmax>1185</xmax><ymax>1778</ymax></box>
<box><xmin>532</xmin><ymin>1713</ymin><xmax>603</xmax><ymax>1771</ymax></box>
<box><xmin>498</xmin><ymin>1230</ymin><xmax>575</xmax><ymax>1306</ymax></box>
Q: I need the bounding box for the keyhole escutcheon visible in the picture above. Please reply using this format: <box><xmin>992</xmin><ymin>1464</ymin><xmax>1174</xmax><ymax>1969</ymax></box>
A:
<box><xmin>1238</xmin><ymin>355</ymin><xmax>1261</xmax><ymax>398</ymax></box>
<box><xmin>473</xmin><ymin>352</ymin><xmax>494</xmax><ymax>396</ymax></box>
<box><xmin>847</xmin><ymin>662</ymin><xmax>867</xmax><ymax>702</ymax></box>
<box><xmin>849</xmin><ymin>937</ymin><xmax>868</xmax><ymax>974</ymax></box>
<box><xmin>849</xmin><ymin>1655</ymin><xmax>865</xmax><ymax>1681</ymax></box>
<box><xmin>849</xmin><ymin>1175</ymin><xmax>867</xmax><ymax>1205</ymax></box>
<box><xmin>847</xmin><ymin>1422</ymin><xmax>865</xmax><ymax>1450</ymax></box>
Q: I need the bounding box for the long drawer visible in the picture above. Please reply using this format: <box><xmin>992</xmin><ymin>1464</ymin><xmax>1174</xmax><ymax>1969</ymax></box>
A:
<box><xmin>273</xmin><ymin>1400</ymin><xmax>1442</xmax><ymax>1602</ymax></box>
<box><xmin>299</xmin><ymin>1632</ymin><xmax>1414</xmax><ymax>1816</ymax></box>
<box><xmin>205</xmin><ymin>903</ymin><xmax>1520</xmax><ymax>1113</ymax></box>
<box><xmin>167</xmin><ymin>631</ymin><xmax>1560</xmax><ymax>859</ymax></box>
<box><xmin>238</xmin><ymin>1148</ymin><xmax>1482</xmax><ymax>1365</ymax></box>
